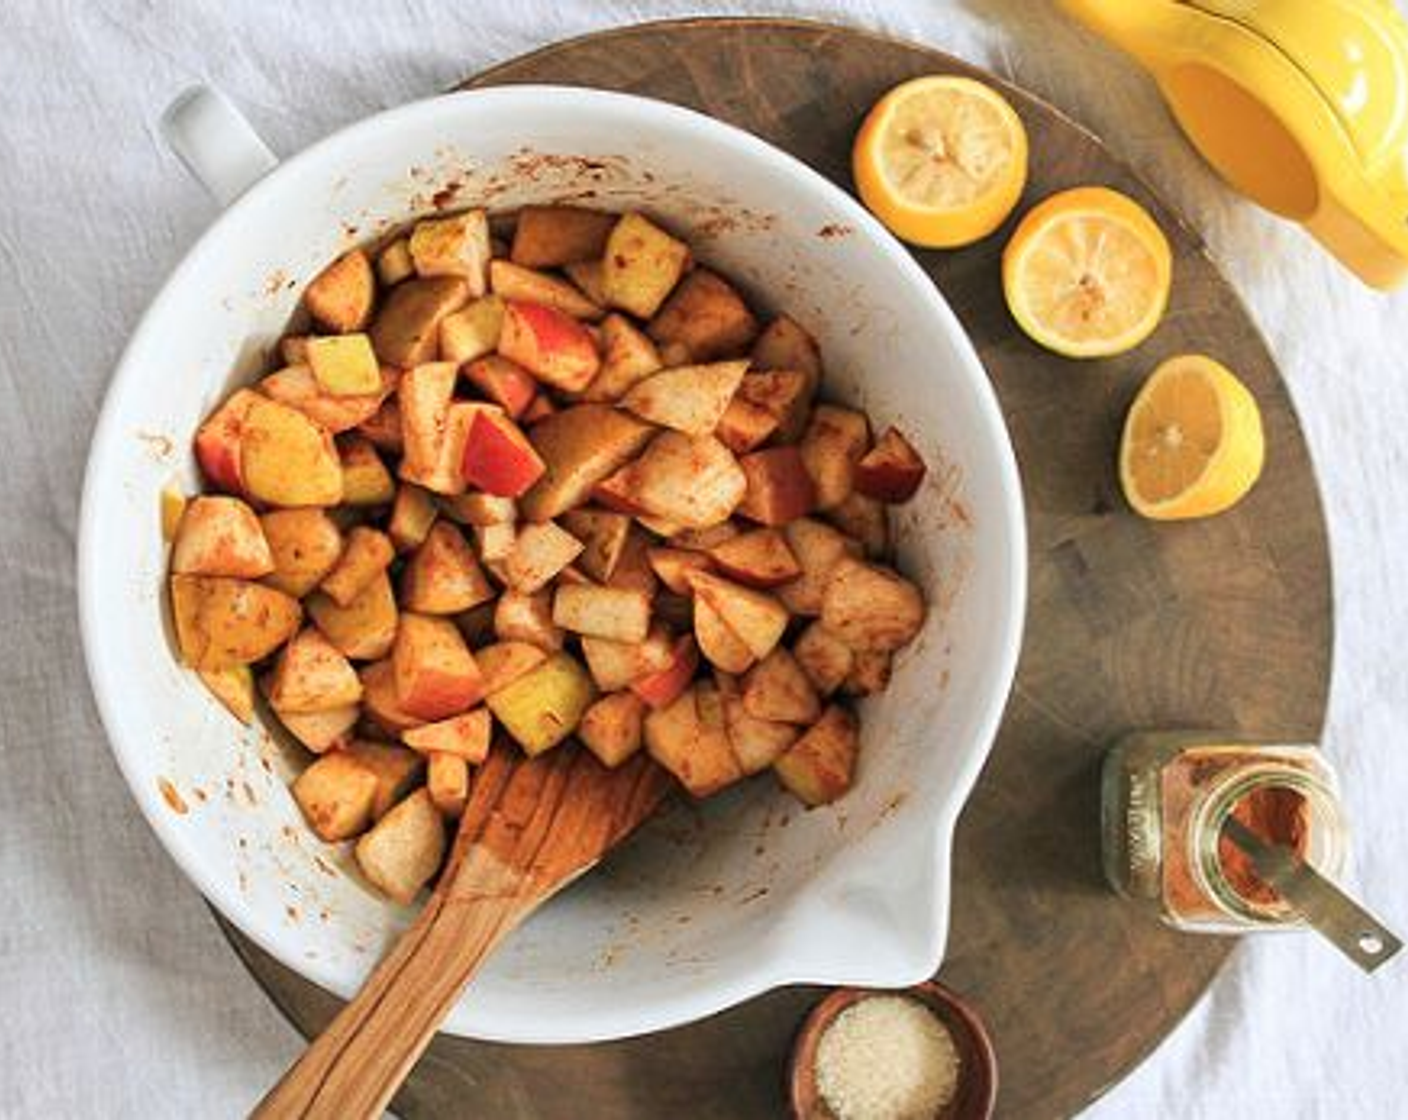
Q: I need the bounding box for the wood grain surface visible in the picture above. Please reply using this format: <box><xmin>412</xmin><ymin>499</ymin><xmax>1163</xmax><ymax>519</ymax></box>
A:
<box><xmin>220</xmin><ymin>18</ymin><xmax>1333</xmax><ymax>1119</ymax></box>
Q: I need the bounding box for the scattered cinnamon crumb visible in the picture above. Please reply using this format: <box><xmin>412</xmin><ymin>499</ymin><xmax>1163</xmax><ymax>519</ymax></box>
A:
<box><xmin>818</xmin><ymin>222</ymin><xmax>853</xmax><ymax>239</ymax></box>
<box><xmin>157</xmin><ymin>777</ymin><xmax>188</xmax><ymax>815</ymax></box>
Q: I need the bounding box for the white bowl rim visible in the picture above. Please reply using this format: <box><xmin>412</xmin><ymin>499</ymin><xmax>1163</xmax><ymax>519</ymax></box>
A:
<box><xmin>77</xmin><ymin>83</ymin><xmax>1027</xmax><ymax>1041</ymax></box>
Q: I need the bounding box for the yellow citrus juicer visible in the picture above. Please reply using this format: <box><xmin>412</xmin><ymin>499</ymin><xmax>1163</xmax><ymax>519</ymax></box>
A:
<box><xmin>1058</xmin><ymin>0</ymin><xmax>1408</xmax><ymax>290</ymax></box>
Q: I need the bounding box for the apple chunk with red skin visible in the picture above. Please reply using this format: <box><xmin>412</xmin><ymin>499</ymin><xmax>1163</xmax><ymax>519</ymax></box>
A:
<box><xmin>630</xmin><ymin>635</ymin><xmax>699</xmax><ymax>709</ymax></box>
<box><xmin>736</xmin><ymin>446</ymin><xmax>816</xmax><ymax>526</ymax></box>
<box><xmin>195</xmin><ymin>388</ymin><xmax>260</xmax><ymax>495</ymax></box>
<box><xmin>461</xmin><ymin>409</ymin><xmax>545</xmax><ymax>498</ymax></box>
<box><xmin>854</xmin><ymin>427</ymin><xmax>928</xmax><ymax>503</ymax></box>
<box><xmin>391</xmin><ymin>612</ymin><xmax>484</xmax><ymax>721</ymax></box>
<box><xmin>463</xmin><ymin>355</ymin><xmax>537</xmax><ymax>419</ymax></box>
<box><xmin>498</xmin><ymin>300</ymin><xmax>600</xmax><ymax>392</ymax></box>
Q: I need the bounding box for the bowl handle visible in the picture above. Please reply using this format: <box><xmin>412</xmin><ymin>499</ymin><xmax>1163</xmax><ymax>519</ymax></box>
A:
<box><xmin>160</xmin><ymin>86</ymin><xmax>278</xmax><ymax>207</ymax></box>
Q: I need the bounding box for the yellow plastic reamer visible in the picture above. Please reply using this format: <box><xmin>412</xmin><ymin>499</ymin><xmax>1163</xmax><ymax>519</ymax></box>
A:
<box><xmin>1060</xmin><ymin>0</ymin><xmax>1408</xmax><ymax>290</ymax></box>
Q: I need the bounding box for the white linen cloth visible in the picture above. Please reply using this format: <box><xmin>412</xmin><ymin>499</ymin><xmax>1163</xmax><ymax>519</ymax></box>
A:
<box><xmin>2</xmin><ymin>1</ymin><xmax>1405</xmax><ymax>1116</ymax></box>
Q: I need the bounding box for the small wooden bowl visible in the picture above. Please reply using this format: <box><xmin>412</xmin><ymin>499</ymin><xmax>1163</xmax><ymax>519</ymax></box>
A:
<box><xmin>789</xmin><ymin>982</ymin><xmax>998</xmax><ymax>1120</ymax></box>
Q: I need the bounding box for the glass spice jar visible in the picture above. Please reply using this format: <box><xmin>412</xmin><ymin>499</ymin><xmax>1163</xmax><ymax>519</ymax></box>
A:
<box><xmin>1101</xmin><ymin>731</ymin><xmax>1348</xmax><ymax>932</ymax></box>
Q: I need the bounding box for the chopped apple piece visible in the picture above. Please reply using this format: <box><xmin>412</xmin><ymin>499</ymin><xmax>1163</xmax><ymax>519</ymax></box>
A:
<box><xmin>259</xmin><ymin>509</ymin><xmax>344</xmax><ymax>597</ymax></box>
<box><xmin>578</xmin><ymin>690</ymin><xmax>647</xmax><ymax>768</ymax></box>
<box><xmin>474</xmin><ymin>641</ymin><xmax>549</xmax><ymax>696</ymax></box>
<box><xmin>388</xmin><ymin>483</ymin><xmax>438</xmax><ymax>552</ymax></box>
<box><xmin>647</xmin><ymin>269</ymin><xmax>759</xmax><ymax>361</ymax></box>
<box><xmin>320</xmin><ymin>526</ymin><xmax>394</xmax><ymax>607</ymax></box>
<box><xmin>306</xmin><ymin>571</ymin><xmax>398</xmax><ymax>661</ymax></box>
<box><xmin>171</xmin><ymin>496</ymin><xmax>273</xmax><ymax>578</ymax></box>
<box><xmin>580</xmin><ymin>624</ymin><xmax>674</xmax><ymax>691</ymax></box>
<box><xmin>581</xmin><ymin>313</ymin><xmax>663</xmax><ymax>402</ymax></box>
<box><xmin>307</xmin><ymin>334</ymin><xmax>382</xmax><ymax>397</ymax></box>
<box><xmin>777</xmin><ymin>518</ymin><xmax>861</xmax><ymax>616</ymax></box>
<box><xmin>391</xmin><ymin>612</ymin><xmax>483</xmax><ymax>721</ymax></box>
<box><xmin>707</xmin><ymin>528</ymin><xmax>800</xmax><ymax>588</ymax></box>
<box><xmin>854</xmin><ymin>427</ymin><xmax>928</xmax><ymax>503</ymax></box>
<box><xmin>403</xmin><ymin>708</ymin><xmax>492</xmax><ymax>763</ymax></box>
<box><xmin>485</xmin><ymin>652</ymin><xmax>596</xmax><ymax>755</ymax></box>
<box><xmin>376</xmin><ymin>238</ymin><xmax>414</xmax><ymax>287</ymax></box>
<box><xmin>438</xmin><ymin>295</ymin><xmax>504</xmax><ymax>365</ymax></box>
<box><xmin>240</xmin><ymin>396</ymin><xmax>344</xmax><ymax>508</ymax></box>
<box><xmin>441</xmin><ymin>491</ymin><xmax>516</xmax><ymax>527</ymax></box>
<box><xmin>462</xmin><ymin>354</ymin><xmax>536</xmax><ymax>419</ymax></box>
<box><xmin>736</xmin><ymin>369</ymin><xmax>813</xmax><ymax>445</ymax></box>
<box><xmin>473</xmin><ymin>521</ymin><xmax>517</xmax><ymax>570</ymax></box>
<box><xmin>498</xmin><ymin>300</ymin><xmax>601</xmax><ymax>391</ymax></box>
<box><xmin>602</xmin><ymin>212</ymin><xmax>691</xmax><ymax>319</ymax></box>
<box><xmin>842</xmin><ymin>649</ymin><xmax>893</xmax><ymax>697</ymax></box>
<box><xmin>370</xmin><ymin>276</ymin><xmax>470</xmax><ymax>367</ymax></box>
<box><xmin>824</xmin><ymin>492</ymin><xmax>890</xmax><ymax>559</ymax></box>
<box><xmin>670</xmin><ymin>522</ymin><xmax>742</xmax><ymax>552</ymax></box>
<box><xmin>489</xmin><ymin>259</ymin><xmax>603</xmax><ymax>320</ymax></box>
<box><xmin>304</xmin><ymin>249</ymin><xmax>375</xmax><ymax>333</ymax></box>
<box><xmin>397</xmin><ymin>362</ymin><xmax>457</xmax><ymax>486</ymax></box>
<box><xmin>630</xmin><ymin>635</ymin><xmax>699</xmax><ymax>709</ymax></box>
<box><xmin>338</xmin><ymin>436</ymin><xmax>395</xmax><ymax>506</ymax></box>
<box><xmin>511</xmin><ymin>205</ymin><xmax>616</xmax><ymax>268</ymax></box>
<box><xmin>357</xmin><ymin>400</ymin><xmax>404</xmax><ymax>455</ymax></box>
<box><xmin>161</xmin><ymin>489</ymin><xmax>187</xmax><ymax>545</ymax></box>
<box><xmin>197</xmin><ymin>665</ymin><xmax>256</xmax><ymax>725</ymax></box>
<box><xmin>400</xmin><ymin>522</ymin><xmax>494</xmax><ymax>614</ymax></box>
<box><xmin>621</xmin><ymin>360</ymin><xmax>747</xmax><ymax>435</ymax></box>
<box><xmin>519</xmin><ymin>404</ymin><xmax>655</xmax><ymax>522</ymax></box>
<box><xmin>502</xmin><ymin>521</ymin><xmax>584</xmax><ymax>594</ymax></box>
<box><xmin>564</xmin><ymin>259</ymin><xmax>608</xmax><ymax>307</ymax></box>
<box><xmin>292</xmin><ymin>752</ymin><xmax>378</xmax><ymax>841</ymax></box>
<box><xmin>737</xmin><ymin>446</ymin><xmax>816</xmax><ymax>526</ymax></box>
<box><xmin>558</xmin><ymin>508</ymin><xmax>631</xmax><ymax>583</ymax></box>
<box><xmin>345</xmin><ymin>740</ymin><xmax>426</xmax><ymax>820</ymax></box>
<box><xmin>409</xmin><ymin>210</ymin><xmax>490</xmax><ymax>295</ymax></box>
<box><xmin>751</xmin><ymin>317</ymin><xmax>821</xmax><ymax>439</ymax></box>
<box><xmin>717</xmin><ymin>671</ymin><xmax>798</xmax><ymax>774</ymax></box>
<box><xmin>267</xmin><ymin>626</ymin><xmax>363</xmax><ymax>714</ymax></box>
<box><xmin>195</xmin><ymin>388</ymin><xmax>260</xmax><ymax>495</ymax></box>
<box><xmin>630</xmin><ymin>432</ymin><xmax>746</xmax><ymax>529</ymax></box>
<box><xmin>170</xmin><ymin>575</ymin><xmax>301</xmax><ymax>669</ymax></box>
<box><xmin>774</xmin><ymin>704</ymin><xmax>858</xmax><ymax>807</ymax></box>
<box><xmin>644</xmin><ymin>682</ymin><xmax>744</xmax><ymax>797</ymax></box>
<box><xmin>694</xmin><ymin>594</ymin><xmax>755</xmax><ymax>674</ymax></box>
<box><xmin>800</xmin><ymin>405</ymin><xmax>871</xmax><ymax>510</ymax></box>
<box><xmin>521</xmin><ymin>394</ymin><xmax>557</xmax><ymax>426</ymax></box>
<box><xmin>260</xmin><ymin>363</ymin><xmax>392</xmax><ymax>434</ymax></box>
<box><xmin>552</xmin><ymin>584</ymin><xmax>651</xmax><ymax>643</ymax></box>
<box><xmin>280</xmin><ymin>336</ymin><xmax>311</xmax><ymax>365</ymax></box>
<box><xmin>752</xmin><ymin>314</ymin><xmax>823</xmax><ymax>378</ymax></box>
<box><xmin>358</xmin><ymin>659</ymin><xmax>425</xmax><ymax>734</ymax></box>
<box><xmin>461</xmin><ymin>409</ymin><xmax>545</xmax><ymax>498</ymax></box>
<box><xmin>686</xmin><ymin>569</ymin><xmax>788</xmax><ymax>660</ymax></box>
<box><xmin>715</xmin><ymin>396</ymin><xmax>779</xmax><ymax>455</ymax></box>
<box><xmin>423</xmin><ymin>751</ymin><xmax>467</xmax><ymax>817</ymax></box>
<box><xmin>277</xmin><ymin>703</ymin><xmax>359</xmax><ymax>754</ymax></box>
<box><xmin>742</xmin><ymin>648</ymin><xmax>821</xmax><ymax>724</ymax></box>
<box><xmin>647</xmin><ymin>547</ymin><xmax>714</xmax><ymax>596</ymax></box>
<box><xmin>493</xmin><ymin>589</ymin><xmax>564</xmax><ymax>651</ymax></box>
<box><xmin>793</xmin><ymin>622</ymin><xmax>855</xmax><ymax>697</ymax></box>
<box><xmin>355</xmin><ymin>788</ymin><xmax>446</xmax><ymax>905</ymax></box>
<box><xmin>820</xmin><ymin>558</ymin><xmax>926</xmax><ymax>652</ymax></box>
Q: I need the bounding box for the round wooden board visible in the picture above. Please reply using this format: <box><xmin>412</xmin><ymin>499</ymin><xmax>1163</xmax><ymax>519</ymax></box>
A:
<box><xmin>221</xmin><ymin>18</ymin><xmax>1333</xmax><ymax>1119</ymax></box>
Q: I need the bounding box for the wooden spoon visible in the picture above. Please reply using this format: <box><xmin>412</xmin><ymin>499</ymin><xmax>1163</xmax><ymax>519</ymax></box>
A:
<box><xmin>252</xmin><ymin>742</ymin><xmax>673</xmax><ymax>1119</ymax></box>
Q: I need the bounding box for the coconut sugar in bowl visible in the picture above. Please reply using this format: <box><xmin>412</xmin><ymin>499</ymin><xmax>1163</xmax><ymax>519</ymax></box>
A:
<box><xmin>790</xmin><ymin>983</ymin><xmax>998</xmax><ymax>1120</ymax></box>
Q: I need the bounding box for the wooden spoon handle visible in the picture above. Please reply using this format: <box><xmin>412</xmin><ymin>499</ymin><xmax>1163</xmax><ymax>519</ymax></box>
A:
<box><xmin>251</xmin><ymin>845</ymin><xmax>534</xmax><ymax>1120</ymax></box>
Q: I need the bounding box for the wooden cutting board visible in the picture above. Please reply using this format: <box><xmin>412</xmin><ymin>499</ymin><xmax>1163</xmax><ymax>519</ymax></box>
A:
<box><xmin>220</xmin><ymin>18</ymin><xmax>1333</xmax><ymax>1118</ymax></box>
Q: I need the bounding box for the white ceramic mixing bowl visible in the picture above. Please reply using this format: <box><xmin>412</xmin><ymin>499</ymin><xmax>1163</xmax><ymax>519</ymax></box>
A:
<box><xmin>78</xmin><ymin>85</ymin><xmax>1025</xmax><ymax>1043</ymax></box>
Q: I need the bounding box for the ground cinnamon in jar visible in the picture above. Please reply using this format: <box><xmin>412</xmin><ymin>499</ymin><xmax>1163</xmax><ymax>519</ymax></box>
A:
<box><xmin>1218</xmin><ymin>785</ymin><xmax>1309</xmax><ymax>905</ymax></box>
<box><xmin>1102</xmin><ymin>733</ymin><xmax>1346</xmax><ymax>933</ymax></box>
